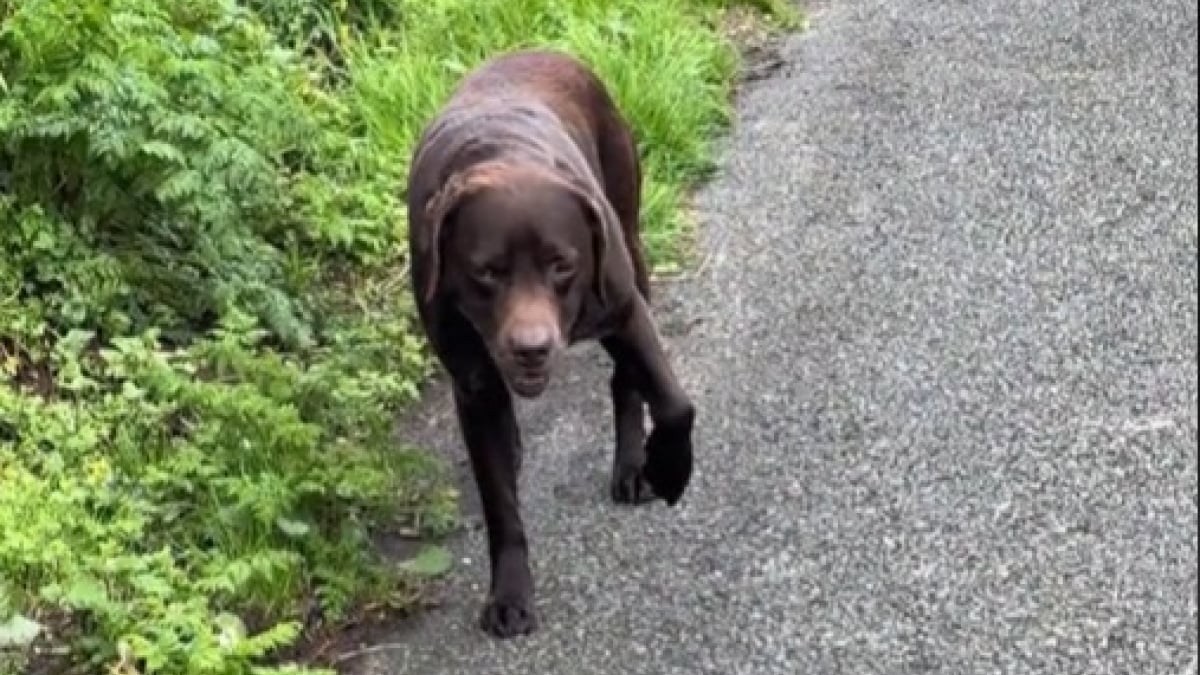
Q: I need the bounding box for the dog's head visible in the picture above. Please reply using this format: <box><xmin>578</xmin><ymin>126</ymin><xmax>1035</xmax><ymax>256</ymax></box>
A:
<box><xmin>419</xmin><ymin>161</ymin><xmax>616</xmax><ymax>398</ymax></box>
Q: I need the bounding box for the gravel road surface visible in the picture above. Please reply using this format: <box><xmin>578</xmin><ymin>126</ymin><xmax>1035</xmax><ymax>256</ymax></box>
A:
<box><xmin>355</xmin><ymin>1</ymin><xmax>1198</xmax><ymax>673</ymax></box>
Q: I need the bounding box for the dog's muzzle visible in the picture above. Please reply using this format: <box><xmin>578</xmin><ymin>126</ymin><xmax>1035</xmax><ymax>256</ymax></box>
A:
<box><xmin>503</xmin><ymin>324</ymin><xmax>559</xmax><ymax>398</ymax></box>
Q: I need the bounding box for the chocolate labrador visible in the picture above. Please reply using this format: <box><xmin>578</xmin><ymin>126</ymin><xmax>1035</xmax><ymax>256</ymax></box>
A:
<box><xmin>406</xmin><ymin>49</ymin><xmax>695</xmax><ymax>638</ymax></box>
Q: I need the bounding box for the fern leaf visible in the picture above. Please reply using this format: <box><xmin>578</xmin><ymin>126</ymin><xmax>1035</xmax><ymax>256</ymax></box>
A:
<box><xmin>155</xmin><ymin>169</ymin><xmax>203</xmax><ymax>203</ymax></box>
<box><xmin>139</xmin><ymin>140</ymin><xmax>186</xmax><ymax>166</ymax></box>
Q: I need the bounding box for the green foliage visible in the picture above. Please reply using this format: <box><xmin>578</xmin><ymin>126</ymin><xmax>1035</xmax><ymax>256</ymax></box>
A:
<box><xmin>345</xmin><ymin>0</ymin><xmax>748</xmax><ymax>271</ymax></box>
<box><xmin>0</xmin><ymin>0</ymin><xmax>410</xmax><ymax>348</ymax></box>
<box><xmin>0</xmin><ymin>316</ymin><xmax>450</xmax><ymax>674</ymax></box>
<box><xmin>0</xmin><ymin>0</ymin><xmax>791</xmax><ymax>672</ymax></box>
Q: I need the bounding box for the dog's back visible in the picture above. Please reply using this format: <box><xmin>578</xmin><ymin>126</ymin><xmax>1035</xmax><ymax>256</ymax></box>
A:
<box><xmin>410</xmin><ymin>50</ymin><xmax>618</xmax><ymax>202</ymax></box>
<box><xmin>448</xmin><ymin>50</ymin><xmax>614</xmax><ymax>148</ymax></box>
<box><xmin>407</xmin><ymin>49</ymin><xmax>650</xmax><ymax>305</ymax></box>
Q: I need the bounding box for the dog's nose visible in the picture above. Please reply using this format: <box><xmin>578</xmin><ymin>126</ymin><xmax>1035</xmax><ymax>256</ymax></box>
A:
<box><xmin>509</xmin><ymin>326</ymin><xmax>554</xmax><ymax>365</ymax></box>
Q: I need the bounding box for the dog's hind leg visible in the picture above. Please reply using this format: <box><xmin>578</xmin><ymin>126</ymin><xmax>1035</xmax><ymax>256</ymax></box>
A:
<box><xmin>603</xmin><ymin>336</ymin><xmax>655</xmax><ymax>504</ymax></box>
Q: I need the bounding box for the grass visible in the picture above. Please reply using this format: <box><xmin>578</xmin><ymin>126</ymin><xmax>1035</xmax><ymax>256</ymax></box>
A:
<box><xmin>344</xmin><ymin>0</ymin><xmax>788</xmax><ymax>271</ymax></box>
<box><xmin>0</xmin><ymin>0</ymin><xmax>799</xmax><ymax>673</ymax></box>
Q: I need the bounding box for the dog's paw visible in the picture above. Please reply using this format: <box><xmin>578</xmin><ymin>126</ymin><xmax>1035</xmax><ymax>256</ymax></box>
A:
<box><xmin>610</xmin><ymin>462</ymin><xmax>659</xmax><ymax>505</ymax></box>
<box><xmin>642</xmin><ymin>423</ymin><xmax>693</xmax><ymax>506</ymax></box>
<box><xmin>479</xmin><ymin>596</ymin><xmax>538</xmax><ymax>639</ymax></box>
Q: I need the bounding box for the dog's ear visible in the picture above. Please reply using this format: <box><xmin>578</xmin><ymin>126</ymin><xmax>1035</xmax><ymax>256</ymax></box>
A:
<box><xmin>418</xmin><ymin>166</ymin><xmax>501</xmax><ymax>303</ymax></box>
<box><xmin>563</xmin><ymin>179</ymin><xmax>620</xmax><ymax>306</ymax></box>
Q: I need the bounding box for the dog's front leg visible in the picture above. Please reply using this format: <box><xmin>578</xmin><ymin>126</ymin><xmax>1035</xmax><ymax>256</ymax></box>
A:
<box><xmin>451</xmin><ymin>368</ymin><xmax>538</xmax><ymax>638</ymax></box>
<box><xmin>603</xmin><ymin>295</ymin><xmax>695</xmax><ymax>505</ymax></box>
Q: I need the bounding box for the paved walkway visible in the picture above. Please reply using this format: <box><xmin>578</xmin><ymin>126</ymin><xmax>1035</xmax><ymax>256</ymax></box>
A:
<box><xmin>356</xmin><ymin>1</ymin><xmax>1198</xmax><ymax>673</ymax></box>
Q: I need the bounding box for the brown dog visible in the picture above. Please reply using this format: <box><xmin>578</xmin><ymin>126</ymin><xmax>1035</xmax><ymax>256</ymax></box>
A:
<box><xmin>406</xmin><ymin>49</ymin><xmax>696</xmax><ymax>638</ymax></box>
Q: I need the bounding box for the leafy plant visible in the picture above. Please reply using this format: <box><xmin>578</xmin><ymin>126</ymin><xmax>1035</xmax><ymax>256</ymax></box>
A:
<box><xmin>0</xmin><ymin>0</ymin><xmax>792</xmax><ymax>672</ymax></box>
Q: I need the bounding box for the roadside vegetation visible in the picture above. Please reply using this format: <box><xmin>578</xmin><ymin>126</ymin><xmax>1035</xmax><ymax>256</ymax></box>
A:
<box><xmin>0</xmin><ymin>0</ymin><xmax>798</xmax><ymax>672</ymax></box>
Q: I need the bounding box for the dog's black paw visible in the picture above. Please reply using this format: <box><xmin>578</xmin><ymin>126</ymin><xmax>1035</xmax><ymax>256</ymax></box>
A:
<box><xmin>642</xmin><ymin>422</ymin><xmax>693</xmax><ymax>506</ymax></box>
<box><xmin>610</xmin><ymin>463</ymin><xmax>659</xmax><ymax>505</ymax></box>
<box><xmin>479</xmin><ymin>596</ymin><xmax>538</xmax><ymax>639</ymax></box>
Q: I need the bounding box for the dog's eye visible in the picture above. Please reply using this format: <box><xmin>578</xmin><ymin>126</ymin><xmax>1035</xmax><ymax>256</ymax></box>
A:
<box><xmin>472</xmin><ymin>264</ymin><xmax>505</xmax><ymax>286</ymax></box>
<box><xmin>549</xmin><ymin>259</ymin><xmax>575</xmax><ymax>281</ymax></box>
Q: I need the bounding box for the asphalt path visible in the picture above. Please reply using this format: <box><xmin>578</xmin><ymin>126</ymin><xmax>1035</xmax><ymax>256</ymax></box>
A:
<box><xmin>355</xmin><ymin>1</ymin><xmax>1199</xmax><ymax>673</ymax></box>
